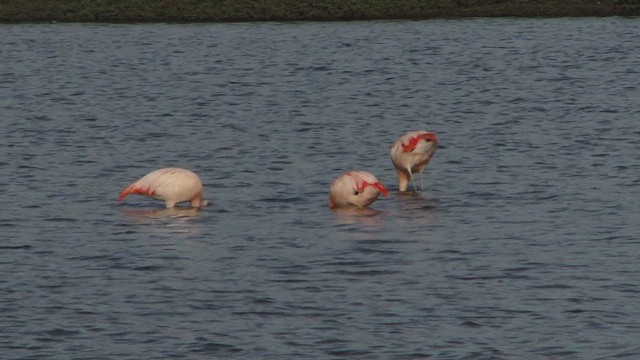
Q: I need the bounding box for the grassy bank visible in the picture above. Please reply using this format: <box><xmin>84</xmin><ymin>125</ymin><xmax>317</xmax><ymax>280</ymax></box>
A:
<box><xmin>0</xmin><ymin>0</ymin><xmax>638</xmax><ymax>22</ymax></box>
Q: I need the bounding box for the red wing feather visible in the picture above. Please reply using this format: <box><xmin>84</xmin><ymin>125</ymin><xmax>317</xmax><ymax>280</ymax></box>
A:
<box><xmin>401</xmin><ymin>133</ymin><xmax>437</xmax><ymax>153</ymax></box>
<box><xmin>352</xmin><ymin>176</ymin><xmax>389</xmax><ymax>197</ymax></box>
<box><xmin>371</xmin><ymin>182</ymin><xmax>389</xmax><ymax>197</ymax></box>
<box><xmin>401</xmin><ymin>137</ymin><xmax>420</xmax><ymax>153</ymax></box>
<box><xmin>118</xmin><ymin>183</ymin><xmax>155</xmax><ymax>201</ymax></box>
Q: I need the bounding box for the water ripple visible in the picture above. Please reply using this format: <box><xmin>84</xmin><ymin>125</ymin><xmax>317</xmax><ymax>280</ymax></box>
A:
<box><xmin>1</xmin><ymin>18</ymin><xmax>639</xmax><ymax>360</ymax></box>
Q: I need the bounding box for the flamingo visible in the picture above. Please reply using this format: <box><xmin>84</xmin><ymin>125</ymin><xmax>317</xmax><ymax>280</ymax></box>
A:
<box><xmin>390</xmin><ymin>130</ymin><xmax>438</xmax><ymax>192</ymax></box>
<box><xmin>329</xmin><ymin>171</ymin><xmax>389</xmax><ymax>209</ymax></box>
<box><xmin>118</xmin><ymin>168</ymin><xmax>208</xmax><ymax>208</ymax></box>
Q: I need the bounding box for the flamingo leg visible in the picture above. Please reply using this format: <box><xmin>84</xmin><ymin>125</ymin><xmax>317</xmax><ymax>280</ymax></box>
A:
<box><xmin>419</xmin><ymin>172</ymin><xmax>425</xmax><ymax>191</ymax></box>
<box><xmin>396</xmin><ymin>169</ymin><xmax>409</xmax><ymax>192</ymax></box>
<box><xmin>408</xmin><ymin>167</ymin><xmax>418</xmax><ymax>192</ymax></box>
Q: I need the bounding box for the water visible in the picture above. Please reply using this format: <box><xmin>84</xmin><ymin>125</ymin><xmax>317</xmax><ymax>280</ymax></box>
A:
<box><xmin>1</xmin><ymin>18</ymin><xmax>639</xmax><ymax>359</ymax></box>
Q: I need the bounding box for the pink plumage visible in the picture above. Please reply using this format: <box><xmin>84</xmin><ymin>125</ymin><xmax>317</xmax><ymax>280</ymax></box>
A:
<box><xmin>118</xmin><ymin>168</ymin><xmax>208</xmax><ymax>208</ymax></box>
<box><xmin>329</xmin><ymin>171</ymin><xmax>388</xmax><ymax>209</ymax></box>
<box><xmin>390</xmin><ymin>130</ymin><xmax>438</xmax><ymax>192</ymax></box>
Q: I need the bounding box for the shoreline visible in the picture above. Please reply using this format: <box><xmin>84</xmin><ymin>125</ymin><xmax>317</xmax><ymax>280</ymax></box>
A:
<box><xmin>1</xmin><ymin>0</ymin><xmax>639</xmax><ymax>23</ymax></box>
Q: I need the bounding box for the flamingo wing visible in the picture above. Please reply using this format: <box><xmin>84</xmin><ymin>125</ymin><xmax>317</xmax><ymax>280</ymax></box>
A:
<box><xmin>118</xmin><ymin>168</ymin><xmax>183</xmax><ymax>201</ymax></box>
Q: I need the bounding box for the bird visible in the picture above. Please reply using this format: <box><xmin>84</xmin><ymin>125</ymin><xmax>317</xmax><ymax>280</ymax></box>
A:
<box><xmin>118</xmin><ymin>168</ymin><xmax>208</xmax><ymax>208</ymax></box>
<box><xmin>390</xmin><ymin>130</ymin><xmax>438</xmax><ymax>192</ymax></box>
<box><xmin>329</xmin><ymin>171</ymin><xmax>388</xmax><ymax>209</ymax></box>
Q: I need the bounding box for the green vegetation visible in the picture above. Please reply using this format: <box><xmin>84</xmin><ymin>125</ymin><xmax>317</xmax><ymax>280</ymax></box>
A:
<box><xmin>0</xmin><ymin>0</ymin><xmax>638</xmax><ymax>22</ymax></box>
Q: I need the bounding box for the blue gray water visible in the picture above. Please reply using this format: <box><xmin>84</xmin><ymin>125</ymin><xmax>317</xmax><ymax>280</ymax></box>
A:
<box><xmin>1</xmin><ymin>18</ymin><xmax>639</xmax><ymax>359</ymax></box>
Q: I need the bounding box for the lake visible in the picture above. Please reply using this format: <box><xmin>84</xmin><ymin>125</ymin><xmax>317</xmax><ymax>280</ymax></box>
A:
<box><xmin>1</xmin><ymin>18</ymin><xmax>639</xmax><ymax>359</ymax></box>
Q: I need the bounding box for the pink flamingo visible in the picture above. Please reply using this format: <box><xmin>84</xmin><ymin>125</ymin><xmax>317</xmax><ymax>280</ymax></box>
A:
<box><xmin>390</xmin><ymin>130</ymin><xmax>438</xmax><ymax>192</ymax></box>
<box><xmin>329</xmin><ymin>171</ymin><xmax>388</xmax><ymax>209</ymax></box>
<box><xmin>118</xmin><ymin>168</ymin><xmax>208</xmax><ymax>208</ymax></box>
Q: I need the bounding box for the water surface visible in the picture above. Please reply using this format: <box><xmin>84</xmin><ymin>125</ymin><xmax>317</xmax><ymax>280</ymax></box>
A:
<box><xmin>1</xmin><ymin>19</ymin><xmax>639</xmax><ymax>359</ymax></box>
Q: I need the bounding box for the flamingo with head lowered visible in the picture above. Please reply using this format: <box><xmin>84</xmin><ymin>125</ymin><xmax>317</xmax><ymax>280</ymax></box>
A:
<box><xmin>390</xmin><ymin>130</ymin><xmax>438</xmax><ymax>192</ymax></box>
<box><xmin>118</xmin><ymin>168</ymin><xmax>208</xmax><ymax>208</ymax></box>
<box><xmin>329</xmin><ymin>171</ymin><xmax>388</xmax><ymax>209</ymax></box>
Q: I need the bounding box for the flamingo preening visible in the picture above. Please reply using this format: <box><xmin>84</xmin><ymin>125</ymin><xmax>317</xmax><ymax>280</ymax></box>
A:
<box><xmin>118</xmin><ymin>168</ymin><xmax>208</xmax><ymax>208</ymax></box>
<box><xmin>390</xmin><ymin>130</ymin><xmax>438</xmax><ymax>192</ymax></box>
<box><xmin>328</xmin><ymin>171</ymin><xmax>388</xmax><ymax>209</ymax></box>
